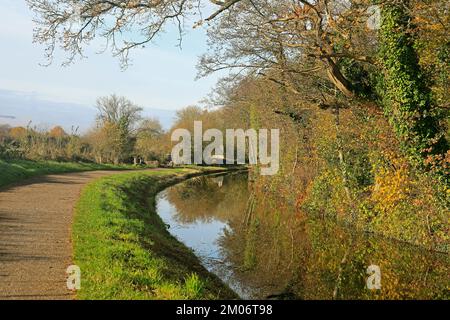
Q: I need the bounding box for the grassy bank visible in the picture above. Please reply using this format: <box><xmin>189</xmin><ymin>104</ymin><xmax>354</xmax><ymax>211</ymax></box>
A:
<box><xmin>73</xmin><ymin>167</ymin><xmax>238</xmax><ymax>300</ymax></box>
<box><xmin>0</xmin><ymin>159</ymin><xmax>135</xmax><ymax>188</ymax></box>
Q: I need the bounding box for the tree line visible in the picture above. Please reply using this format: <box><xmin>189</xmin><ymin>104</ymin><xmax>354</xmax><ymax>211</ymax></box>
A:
<box><xmin>0</xmin><ymin>94</ymin><xmax>168</xmax><ymax>165</ymax></box>
<box><xmin>21</xmin><ymin>0</ymin><xmax>449</xmax><ymax>250</ymax></box>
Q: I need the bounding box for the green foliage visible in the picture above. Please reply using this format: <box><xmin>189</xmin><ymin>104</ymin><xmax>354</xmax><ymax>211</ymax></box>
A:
<box><xmin>0</xmin><ymin>141</ymin><xmax>23</xmax><ymax>159</ymax></box>
<box><xmin>184</xmin><ymin>273</ymin><xmax>205</xmax><ymax>299</ymax></box>
<box><xmin>338</xmin><ymin>59</ymin><xmax>378</xmax><ymax>100</ymax></box>
<box><xmin>299</xmin><ymin>108</ymin><xmax>449</xmax><ymax>252</ymax></box>
<box><xmin>302</xmin><ymin>170</ymin><xmax>340</xmax><ymax>220</ymax></box>
<box><xmin>378</xmin><ymin>2</ymin><xmax>448</xmax><ymax>166</ymax></box>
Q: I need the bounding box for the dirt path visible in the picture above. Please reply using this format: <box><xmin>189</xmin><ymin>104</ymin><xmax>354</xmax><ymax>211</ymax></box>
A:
<box><xmin>0</xmin><ymin>170</ymin><xmax>140</xmax><ymax>300</ymax></box>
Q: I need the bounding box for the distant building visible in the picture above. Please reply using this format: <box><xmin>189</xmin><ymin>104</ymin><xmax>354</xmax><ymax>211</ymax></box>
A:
<box><xmin>210</xmin><ymin>154</ymin><xmax>234</xmax><ymax>165</ymax></box>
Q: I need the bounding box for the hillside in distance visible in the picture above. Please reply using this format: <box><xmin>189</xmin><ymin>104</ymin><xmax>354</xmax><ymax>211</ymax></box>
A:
<box><xmin>0</xmin><ymin>89</ymin><xmax>176</xmax><ymax>132</ymax></box>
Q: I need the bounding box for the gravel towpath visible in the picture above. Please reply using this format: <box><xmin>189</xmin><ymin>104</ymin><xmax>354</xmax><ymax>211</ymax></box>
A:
<box><xmin>0</xmin><ymin>170</ymin><xmax>136</xmax><ymax>299</ymax></box>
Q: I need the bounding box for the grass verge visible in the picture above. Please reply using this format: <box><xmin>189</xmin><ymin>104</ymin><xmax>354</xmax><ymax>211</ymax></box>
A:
<box><xmin>0</xmin><ymin>159</ymin><xmax>136</xmax><ymax>188</ymax></box>
<box><xmin>73</xmin><ymin>167</ymin><xmax>238</xmax><ymax>299</ymax></box>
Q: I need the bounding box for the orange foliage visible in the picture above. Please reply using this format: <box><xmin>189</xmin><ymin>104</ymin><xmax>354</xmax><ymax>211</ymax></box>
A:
<box><xmin>9</xmin><ymin>127</ymin><xmax>27</xmax><ymax>139</ymax></box>
<box><xmin>48</xmin><ymin>126</ymin><xmax>67</xmax><ymax>138</ymax></box>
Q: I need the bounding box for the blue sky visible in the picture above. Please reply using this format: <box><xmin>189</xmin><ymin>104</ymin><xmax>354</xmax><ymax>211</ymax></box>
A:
<box><xmin>0</xmin><ymin>0</ymin><xmax>221</xmax><ymax>131</ymax></box>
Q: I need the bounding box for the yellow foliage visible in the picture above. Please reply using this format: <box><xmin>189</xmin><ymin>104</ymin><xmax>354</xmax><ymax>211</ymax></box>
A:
<box><xmin>9</xmin><ymin>126</ymin><xmax>27</xmax><ymax>139</ymax></box>
<box><xmin>371</xmin><ymin>156</ymin><xmax>411</xmax><ymax>212</ymax></box>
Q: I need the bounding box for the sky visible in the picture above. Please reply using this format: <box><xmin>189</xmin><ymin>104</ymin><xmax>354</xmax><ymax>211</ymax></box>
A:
<box><xmin>0</xmin><ymin>0</ymin><xmax>222</xmax><ymax>131</ymax></box>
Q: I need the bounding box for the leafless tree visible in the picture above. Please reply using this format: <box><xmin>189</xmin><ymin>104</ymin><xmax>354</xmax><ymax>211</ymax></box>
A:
<box><xmin>28</xmin><ymin>0</ymin><xmax>377</xmax><ymax>106</ymax></box>
<box><xmin>96</xmin><ymin>94</ymin><xmax>142</xmax><ymax>131</ymax></box>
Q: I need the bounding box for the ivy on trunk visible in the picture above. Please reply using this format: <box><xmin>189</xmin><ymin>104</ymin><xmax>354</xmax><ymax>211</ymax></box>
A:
<box><xmin>378</xmin><ymin>0</ymin><xmax>448</xmax><ymax>168</ymax></box>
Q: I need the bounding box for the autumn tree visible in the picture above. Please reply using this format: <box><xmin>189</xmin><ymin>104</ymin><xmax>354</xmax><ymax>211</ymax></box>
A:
<box><xmin>9</xmin><ymin>126</ymin><xmax>28</xmax><ymax>140</ymax></box>
<box><xmin>412</xmin><ymin>0</ymin><xmax>450</xmax><ymax>110</ymax></box>
<box><xmin>134</xmin><ymin>118</ymin><xmax>168</xmax><ymax>164</ymax></box>
<box><xmin>27</xmin><ymin>0</ymin><xmax>374</xmax><ymax>102</ymax></box>
<box><xmin>377</xmin><ymin>0</ymin><xmax>448</xmax><ymax>178</ymax></box>
<box><xmin>27</xmin><ymin>0</ymin><xmax>448</xmax><ymax>171</ymax></box>
<box><xmin>95</xmin><ymin>94</ymin><xmax>143</xmax><ymax>164</ymax></box>
<box><xmin>48</xmin><ymin>126</ymin><xmax>67</xmax><ymax>138</ymax></box>
<box><xmin>172</xmin><ymin>106</ymin><xmax>204</xmax><ymax>131</ymax></box>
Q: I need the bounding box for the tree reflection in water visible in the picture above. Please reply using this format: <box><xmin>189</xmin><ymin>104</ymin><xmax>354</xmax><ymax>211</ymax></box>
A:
<box><xmin>157</xmin><ymin>173</ymin><xmax>449</xmax><ymax>300</ymax></box>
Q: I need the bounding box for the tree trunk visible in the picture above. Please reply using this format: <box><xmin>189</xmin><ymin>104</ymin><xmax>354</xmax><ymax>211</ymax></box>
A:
<box><xmin>333</xmin><ymin>106</ymin><xmax>356</xmax><ymax>222</ymax></box>
<box><xmin>326</xmin><ymin>58</ymin><xmax>354</xmax><ymax>98</ymax></box>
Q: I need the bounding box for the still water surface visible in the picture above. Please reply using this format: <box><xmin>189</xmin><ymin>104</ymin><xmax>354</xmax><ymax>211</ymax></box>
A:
<box><xmin>156</xmin><ymin>173</ymin><xmax>449</xmax><ymax>299</ymax></box>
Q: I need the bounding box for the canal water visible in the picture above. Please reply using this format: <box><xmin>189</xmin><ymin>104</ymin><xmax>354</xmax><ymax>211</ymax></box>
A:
<box><xmin>156</xmin><ymin>172</ymin><xmax>449</xmax><ymax>299</ymax></box>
